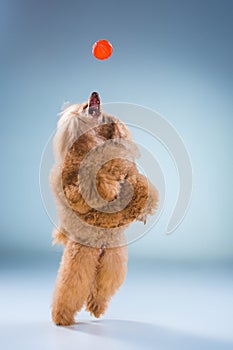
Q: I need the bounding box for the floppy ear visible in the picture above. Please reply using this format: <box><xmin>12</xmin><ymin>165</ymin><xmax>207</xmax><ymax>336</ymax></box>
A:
<box><xmin>53</xmin><ymin>116</ymin><xmax>80</xmax><ymax>161</ymax></box>
<box><xmin>53</xmin><ymin>102</ymin><xmax>89</xmax><ymax>161</ymax></box>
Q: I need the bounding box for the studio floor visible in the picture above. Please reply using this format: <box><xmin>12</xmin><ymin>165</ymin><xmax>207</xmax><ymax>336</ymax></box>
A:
<box><xmin>0</xmin><ymin>259</ymin><xmax>233</xmax><ymax>350</ymax></box>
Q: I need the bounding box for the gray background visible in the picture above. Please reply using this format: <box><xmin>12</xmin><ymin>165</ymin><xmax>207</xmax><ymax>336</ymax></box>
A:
<box><xmin>1</xmin><ymin>0</ymin><xmax>233</xmax><ymax>263</ymax></box>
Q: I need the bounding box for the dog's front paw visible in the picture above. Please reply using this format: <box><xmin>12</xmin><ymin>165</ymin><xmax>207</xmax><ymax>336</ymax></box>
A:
<box><xmin>137</xmin><ymin>212</ymin><xmax>147</xmax><ymax>224</ymax></box>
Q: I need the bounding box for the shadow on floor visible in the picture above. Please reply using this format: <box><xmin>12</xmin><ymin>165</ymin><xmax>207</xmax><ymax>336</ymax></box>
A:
<box><xmin>66</xmin><ymin>319</ymin><xmax>233</xmax><ymax>350</ymax></box>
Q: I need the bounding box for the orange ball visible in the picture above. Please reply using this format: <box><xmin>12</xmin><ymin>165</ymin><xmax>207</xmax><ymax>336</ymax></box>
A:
<box><xmin>92</xmin><ymin>39</ymin><xmax>113</xmax><ymax>60</ymax></box>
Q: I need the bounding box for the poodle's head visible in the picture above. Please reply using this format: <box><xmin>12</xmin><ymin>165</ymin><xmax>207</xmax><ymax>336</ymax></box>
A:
<box><xmin>57</xmin><ymin>91</ymin><xmax>101</xmax><ymax>130</ymax></box>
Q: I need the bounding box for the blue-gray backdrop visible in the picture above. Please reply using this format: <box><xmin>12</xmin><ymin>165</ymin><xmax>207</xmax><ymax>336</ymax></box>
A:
<box><xmin>1</xmin><ymin>0</ymin><xmax>233</xmax><ymax>264</ymax></box>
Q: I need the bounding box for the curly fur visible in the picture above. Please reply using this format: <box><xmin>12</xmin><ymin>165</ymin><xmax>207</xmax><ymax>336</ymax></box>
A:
<box><xmin>50</xmin><ymin>99</ymin><xmax>158</xmax><ymax>325</ymax></box>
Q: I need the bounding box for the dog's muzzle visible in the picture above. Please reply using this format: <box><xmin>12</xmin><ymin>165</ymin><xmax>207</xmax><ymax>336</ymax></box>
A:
<box><xmin>88</xmin><ymin>91</ymin><xmax>101</xmax><ymax>117</ymax></box>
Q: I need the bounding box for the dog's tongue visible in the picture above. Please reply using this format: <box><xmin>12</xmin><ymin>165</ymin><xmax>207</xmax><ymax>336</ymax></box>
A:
<box><xmin>88</xmin><ymin>92</ymin><xmax>101</xmax><ymax>117</ymax></box>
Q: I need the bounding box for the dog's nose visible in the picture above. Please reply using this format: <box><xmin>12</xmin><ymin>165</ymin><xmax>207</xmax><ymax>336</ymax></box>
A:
<box><xmin>91</xmin><ymin>92</ymin><xmax>99</xmax><ymax>98</ymax></box>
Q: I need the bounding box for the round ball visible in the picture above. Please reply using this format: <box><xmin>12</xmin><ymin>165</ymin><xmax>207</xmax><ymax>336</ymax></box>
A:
<box><xmin>92</xmin><ymin>39</ymin><xmax>113</xmax><ymax>60</ymax></box>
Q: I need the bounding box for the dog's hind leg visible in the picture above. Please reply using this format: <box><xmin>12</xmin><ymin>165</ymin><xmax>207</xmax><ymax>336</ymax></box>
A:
<box><xmin>52</xmin><ymin>240</ymin><xmax>99</xmax><ymax>326</ymax></box>
<box><xmin>86</xmin><ymin>246</ymin><xmax>128</xmax><ymax>318</ymax></box>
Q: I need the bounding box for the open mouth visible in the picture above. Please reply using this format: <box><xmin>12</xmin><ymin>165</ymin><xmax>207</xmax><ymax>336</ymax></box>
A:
<box><xmin>88</xmin><ymin>92</ymin><xmax>101</xmax><ymax>117</ymax></box>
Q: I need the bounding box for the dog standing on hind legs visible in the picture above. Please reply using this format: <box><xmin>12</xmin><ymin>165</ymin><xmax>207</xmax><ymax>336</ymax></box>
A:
<box><xmin>50</xmin><ymin>92</ymin><xmax>158</xmax><ymax>326</ymax></box>
<box><xmin>52</xmin><ymin>230</ymin><xmax>127</xmax><ymax>326</ymax></box>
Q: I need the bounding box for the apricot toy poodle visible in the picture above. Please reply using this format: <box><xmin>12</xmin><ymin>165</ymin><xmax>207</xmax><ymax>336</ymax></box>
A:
<box><xmin>50</xmin><ymin>92</ymin><xmax>158</xmax><ymax>325</ymax></box>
